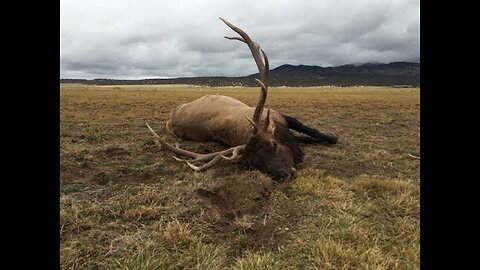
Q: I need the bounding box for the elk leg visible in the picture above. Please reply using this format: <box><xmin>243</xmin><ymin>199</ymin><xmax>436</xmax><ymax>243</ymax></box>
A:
<box><xmin>283</xmin><ymin>115</ymin><xmax>338</xmax><ymax>144</ymax></box>
<box><xmin>292</xmin><ymin>135</ymin><xmax>331</xmax><ymax>145</ymax></box>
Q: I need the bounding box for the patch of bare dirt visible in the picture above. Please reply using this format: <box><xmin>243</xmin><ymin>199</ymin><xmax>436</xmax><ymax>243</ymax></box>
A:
<box><xmin>193</xmin><ymin>176</ymin><xmax>302</xmax><ymax>252</ymax></box>
<box><xmin>94</xmin><ymin>145</ymin><xmax>131</xmax><ymax>160</ymax></box>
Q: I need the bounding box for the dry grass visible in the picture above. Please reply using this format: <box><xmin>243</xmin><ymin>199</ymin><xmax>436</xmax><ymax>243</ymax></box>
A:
<box><xmin>60</xmin><ymin>84</ymin><xmax>420</xmax><ymax>269</ymax></box>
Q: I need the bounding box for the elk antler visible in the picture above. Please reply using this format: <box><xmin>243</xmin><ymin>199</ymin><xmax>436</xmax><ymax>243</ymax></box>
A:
<box><xmin>146</xmin><ymin>19</ymin><xmax>269</xmax><ymax>172</ymax></box>
<box><xmin>146</xmin><ymin>122</ymin><xmax>245</xmax><ymax>171</ymax></box>
<box><xmin>220</xmin><ymin>17</ymin><xmax>269</xmax><ymax>133</ymax></box>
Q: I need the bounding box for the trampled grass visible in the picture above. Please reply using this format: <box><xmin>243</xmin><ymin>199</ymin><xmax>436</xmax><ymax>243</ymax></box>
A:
<box><xmin>60</xmin><ymin>84</ymin><xmax>420</xmax><ymax>269</ymax></box>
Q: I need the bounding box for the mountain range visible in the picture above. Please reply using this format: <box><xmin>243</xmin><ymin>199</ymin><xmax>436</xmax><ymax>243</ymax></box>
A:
<box><xmin>61</xmin><ymin>62</ymin><xmax>419</xmax><ymax>87</ymax></box>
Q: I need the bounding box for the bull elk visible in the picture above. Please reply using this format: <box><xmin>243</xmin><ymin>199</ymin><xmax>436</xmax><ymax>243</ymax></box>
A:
<box><xmin>146</xmin><ymin>17</ymin><xmax>338</xmax><ymax>181</ymax></box>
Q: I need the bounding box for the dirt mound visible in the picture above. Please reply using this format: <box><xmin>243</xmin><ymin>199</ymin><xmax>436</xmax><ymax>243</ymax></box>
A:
<box><xmin>195</xmin><ymin>181</ymin><xmax>270</xmax><ymax>220</ymax></box>
<box><xmin>193</xmin><ymin>174</ymin><xmax>300</xmax><ymax>252</ymax></box>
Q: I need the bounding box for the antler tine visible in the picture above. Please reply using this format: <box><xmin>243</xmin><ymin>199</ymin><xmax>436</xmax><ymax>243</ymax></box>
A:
<box><xmin>219</xmin><ymin>17</ymin><xmax>264</xmax><ymax>72</ymax></box>
<box><xmin>220</xmin><ymin>17</ymin><xmax>269</xmax><ymax>129</ymax></box>
<box><xmin>224</xmin><ymin>36</ymin><xmax>246</xmax><ymax>43</ymax></box>
<box><xmin>146</xmin><ymin>122</ymin><xmax>208</xmax><ymax>159</ymax></box>
<box><xmin>244</xmin><ymin>115</ymin><xmax>258</xmax><ymax>134</ymax></box>
<box><xmin>185</xmin><ymin>154</ymin><xmax>225</xmax><ymax>172</ymax></box>
<box><xmin>253</xmin><ymin>77</ymin><xmax>268</xmax><ymax>127</ymax></box>
<box><xmin>221</xmin><ymin>146</ymin><xmax>242</xmax><ymax>161</ymax></box>
<box><xmin>147</xmin><ymin>122</ymin><xmax>246</xmax><ymax>171</ymax></box>
<box><xmin>184</xmin><ymin>146</ymin><xmax>245</xmax><ymax>171</ymax></box>
<box><xmin>260</xmin><ymin>49</ymin><xmax>269</xmax><ymax>81</ymax></box>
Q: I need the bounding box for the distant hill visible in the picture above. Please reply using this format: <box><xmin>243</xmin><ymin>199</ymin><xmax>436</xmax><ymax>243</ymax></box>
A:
<box><xmin>61</xmin><ymin>62</ymin><xmax>419</xmax><ymax>87</ymax></box>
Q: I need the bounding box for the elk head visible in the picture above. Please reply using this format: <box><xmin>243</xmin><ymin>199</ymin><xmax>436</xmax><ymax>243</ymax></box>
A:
<box><xmin>146</xmin><ymin>17</ymin><xmax>299</xmax><ymax>181</ymax></box>
<box><xmin>241</xmin><ymin>108</ymin><xmax>297</xmax><ymax>180</ymax></box>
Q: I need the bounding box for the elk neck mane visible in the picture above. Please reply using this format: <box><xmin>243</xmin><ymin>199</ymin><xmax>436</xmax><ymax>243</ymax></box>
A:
<box><xmin>271</xmin><ymin>120</ymin><xmax>304</xmax><ymax>165</ymax></box>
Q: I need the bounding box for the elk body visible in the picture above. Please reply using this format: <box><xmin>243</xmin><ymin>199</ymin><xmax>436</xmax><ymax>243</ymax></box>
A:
<box><xmin>146</xmin><ymin>18</ymin><xmax>338</xmax><ymax>181</ymax></box>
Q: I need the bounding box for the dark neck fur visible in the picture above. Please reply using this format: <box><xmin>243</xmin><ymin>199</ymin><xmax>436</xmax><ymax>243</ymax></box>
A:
<box><xmin>273</xmin><ymin>121</ymin><xmax>304</xmax><ymax>165</ymax></box>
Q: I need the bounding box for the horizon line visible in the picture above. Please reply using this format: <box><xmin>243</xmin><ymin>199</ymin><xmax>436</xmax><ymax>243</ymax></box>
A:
<box><xmin>60</xmin><ymin>61</ymin><xmax>420</xmax><ymax>81</ymax></box>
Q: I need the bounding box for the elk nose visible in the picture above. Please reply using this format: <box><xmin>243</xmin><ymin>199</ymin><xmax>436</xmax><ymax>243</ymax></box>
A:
<box><xmin>274</xmin><ymin>168</ymin><xmax>297</xmax><ymax>182</ymax></box>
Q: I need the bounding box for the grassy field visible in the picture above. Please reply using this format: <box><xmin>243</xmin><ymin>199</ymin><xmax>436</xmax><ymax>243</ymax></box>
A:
<box><xmin>60</xmin><ymin>84</ymin><xmax>420</xmax><ymax>269</ymax></box>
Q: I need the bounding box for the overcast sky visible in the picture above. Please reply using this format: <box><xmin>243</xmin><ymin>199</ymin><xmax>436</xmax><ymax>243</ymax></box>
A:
<box><xmin>60</xmin><ymin>0</ymin><xmax>420</xmax><ymax>79</ymax></box>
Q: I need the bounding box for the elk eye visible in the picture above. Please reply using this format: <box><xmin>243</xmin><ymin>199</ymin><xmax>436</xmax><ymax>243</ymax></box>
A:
<box><xmin>272</xmin><ymin>141</ymin><xmax>278</xmax><ymax>152</ymax></box>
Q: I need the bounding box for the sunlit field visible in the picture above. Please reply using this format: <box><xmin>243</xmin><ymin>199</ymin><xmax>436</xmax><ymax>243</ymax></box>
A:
<box><xmin>60</xmin><ymin>84</ymin><xmax>420</xmax><ymax>269</ymax></box>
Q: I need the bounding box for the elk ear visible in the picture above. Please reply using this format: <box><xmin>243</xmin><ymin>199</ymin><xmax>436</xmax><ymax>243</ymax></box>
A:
<box><xmin>263</xmin><ymin>109</ymin><xmax>275</xmax><ymax>135</ymax></box>
<box><xmin>266</xmin><ymin>124</ymin><xmax>275</xmax><ymax>136</ymax></box>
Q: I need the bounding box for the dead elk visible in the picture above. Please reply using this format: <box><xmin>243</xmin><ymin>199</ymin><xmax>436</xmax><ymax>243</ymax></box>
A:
<box><xmin>146</xmin><ymin>18</ymin><xmax>338</xmax><ymax>181</ymax></box>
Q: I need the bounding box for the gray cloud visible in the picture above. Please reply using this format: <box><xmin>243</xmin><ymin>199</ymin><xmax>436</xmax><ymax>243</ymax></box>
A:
<box><xmin>60</xmin><ymin>0</ymin><xmax>420</xmax><ymax>79</ymax></box>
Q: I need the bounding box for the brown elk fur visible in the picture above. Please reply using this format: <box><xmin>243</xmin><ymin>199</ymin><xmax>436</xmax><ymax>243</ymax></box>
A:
<box><xmin>167</xmin><ymin>95</ymin><xmax>286</xmax><ymax>146</ymax></box>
